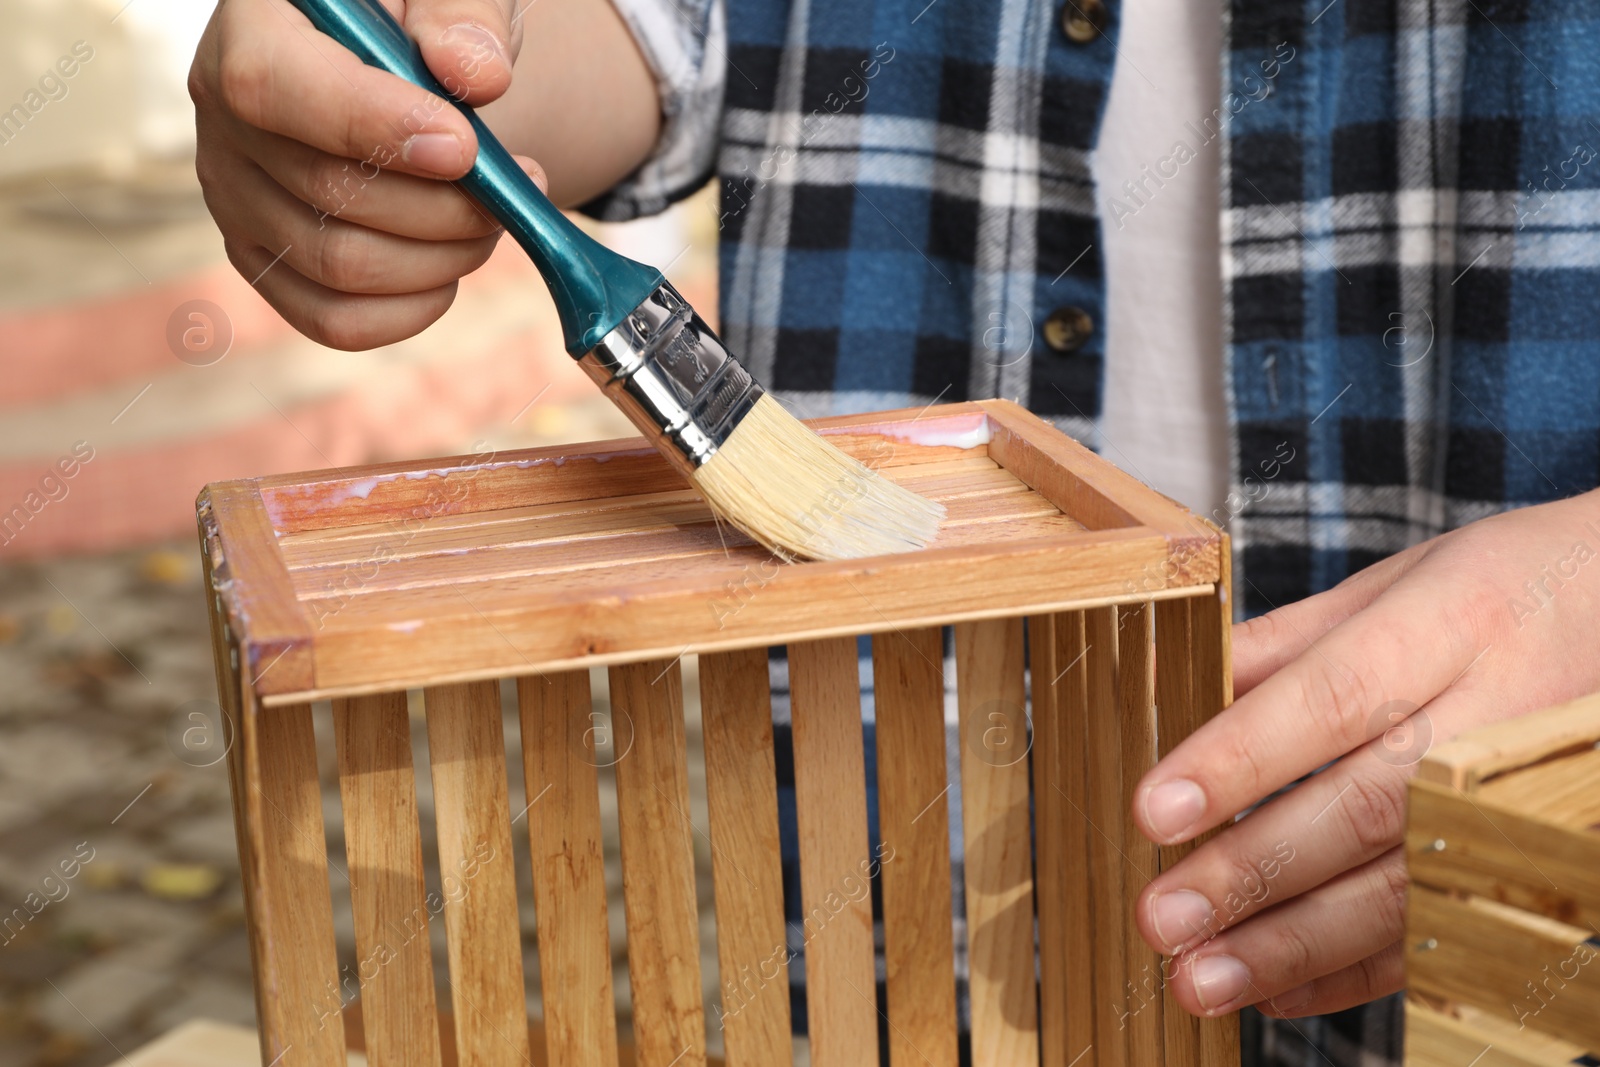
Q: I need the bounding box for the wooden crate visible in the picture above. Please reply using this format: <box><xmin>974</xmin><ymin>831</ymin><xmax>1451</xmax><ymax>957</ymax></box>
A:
<box><xmin>198</xmin><ymin>399</ymin><xmax>1240</xmax><ymax>1067</ymax></box>
<box><xmin>1404</xmin><ymin>692</ymin><xmax>1600</xmax><ymax>1066</ymax></box>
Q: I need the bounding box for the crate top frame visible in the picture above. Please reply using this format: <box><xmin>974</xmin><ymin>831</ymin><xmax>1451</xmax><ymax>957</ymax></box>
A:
<box><xmin>198</xmin><ymin>399</ymin><xmax>1226</xmax><ymax>706</ymax></box>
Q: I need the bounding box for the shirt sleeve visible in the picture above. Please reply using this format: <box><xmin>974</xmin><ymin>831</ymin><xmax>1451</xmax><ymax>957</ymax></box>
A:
<box><xmin>578</xmin><ymin>0</ymin><xmax>726</xmax><ymax>221</ymax></box>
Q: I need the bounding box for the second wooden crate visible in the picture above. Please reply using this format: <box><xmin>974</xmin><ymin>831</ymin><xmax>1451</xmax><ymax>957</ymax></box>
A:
<box><xmin>1405</xmin><ymin>692</ymin><xmax>1600</xmax><ymax>1067</ymax></box>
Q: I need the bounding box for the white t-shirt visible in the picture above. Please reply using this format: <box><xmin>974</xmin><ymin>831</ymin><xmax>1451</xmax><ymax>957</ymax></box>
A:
<box><xmin>1094</xmin><ymin>0</ymin><xmax>1229</xmax><ymax>519</ymax></box>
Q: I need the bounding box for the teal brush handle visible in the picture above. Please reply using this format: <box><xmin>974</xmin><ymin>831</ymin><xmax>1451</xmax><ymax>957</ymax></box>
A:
<box><xmin>287</xmin><ymin>0</ymin><xmax>663</xmax><ymax>355</ymax></box>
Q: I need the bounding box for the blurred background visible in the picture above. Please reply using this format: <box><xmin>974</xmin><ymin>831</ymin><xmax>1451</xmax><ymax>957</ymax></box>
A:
<box><xmin>0</xmin><ymin>1</ymin><xmax>720</xmax><ymax>1062</ymax></box>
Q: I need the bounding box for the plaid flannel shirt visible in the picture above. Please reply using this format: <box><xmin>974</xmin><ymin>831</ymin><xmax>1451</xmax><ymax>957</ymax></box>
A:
<box><xmin>592</xmin><ymin>0</ymin><xmax>1600</xmax><ymax>1062</ymax></box>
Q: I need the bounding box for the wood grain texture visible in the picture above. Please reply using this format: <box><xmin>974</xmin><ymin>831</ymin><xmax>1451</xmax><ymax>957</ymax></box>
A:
<box><xmin>199</xmin><ymin>483</ymin><xmax>315</xmax><ymax>692</ymax></box>
<box><xmin>287</xmin><ymin>497</ymin><xmax>1071</xmax><ymax>603</ymax></box>
<box><xmin>1407</xmin><ymin>885</ymin><xmax>1600</xmax><ymax>1050</ymax></box>
<box><xmin>1083</xmin><ymin>607</ymin><xmax>1128</xmax><ymax>1067</ymax></box>
<box><xmin>1187</xmin><ymin>563</ymin><xmax>1242</xmax><ymax>1066</ymax></box>
<box><xmin>871</xmin><ymin>627</ymin><xmax>959</xmax><ymax>1067</ymax></box>
<box><xmin>1403</xmin><ymin>1001</ymin><xmax>1590</xmax><ymax>1067</ymax></box>
<box><xmin>608</xmin><ymin>659</ymin><xmax>707</xmax><ymax>1067</ymax></box>
<box><xmin>954</xmin><ymin>618</ymin><xmax>1039</xmax><ymax>1066</ymax></box>
<box><xmin>1114</xmin><ymin>603</ymin><xmax>1163</xmax><ymax>1065</ymax></box>
<box><xmin>1406</xmin><ymin>780</ymin><xmax>1600</xmax><ymax>930</ymax></box>
<box><xmin>256</xmin><ymin>405</ymin><xmax>994</xmax><ymax>534</ymax></box>
<box><xmin>517</xmin><ymin>671</ymin><xmax>621</xmax><ymax>1067</ymax></box>
<box><xmin>235</xmin><ymin>698</ymin><xmax>349</xmax><ymax>1066</ymax></box>
<box><xmin>276</xmin><ymin>453</ymin><xmax>1002</xmax><ymax>551</ymax></box>
<box><xmin>290</xmin><ymin>530</ymin><xmax>1188</xmax><ymax>703</ymax></box>
<box><xmin>333</xmin><ymin>692</ymin><xmax>444</xmax><ymax>1067</ymax></box>
<box><xmin>281</xmin><ymin>462</ymin><xmax>1039</xmax><ymax>571</ymax></box>
<box><xmin>788</xmin><ymin>637</ymin><xmax>880</xmax><ymax>1067</ymax></box>
<box><xmin>699</xmin><ymin>648</ymin><xmax>794</xmax><ymax>1067</ymax></box>
<box><xmin>1028</xmin><ymin>614</ymin><xmax>1068</xmax><ymax>1067</ymax></box>
<box><xmin>1477</xmin><ymin>746</ymin><xmax>1600</xmax><ymax>829</ymax></box>
<box><xmin>339</xmin><ymin>1006</ymin><xmax>728</xmax><ymax>1067</ymax></box>
<box><xmin>200</xmin><ymin>404</ymin><xmax>1232</xmax><ymax>703</ymax></box>
<box><xmin>980</xmin><ymin>400</ymin><xmax>1221</xmax><ymax>572</ymax></box>
<box><xmin>1153</xmin><ymin>597</ymin><xmax>1200</xmax><ymax>1067</ymax></box>
<box><xmin>1417</xmin><ymin>690</ymin><xmax>1600</xmax><ymax>789</ymax></box>
<box><xmin>1036</xmin><ymin>612</ymin><xmax>1095</xmax><ymax>1067</ymax></box>
<box><xmin>204</xmin><ymin>536</ymin><xmax>281</xmax><ymax>1067</ymax></box>
<box><xmin>424</xmin><ymin>681</ymin><xmax>532</xmax><ymax>1067</ymax></box>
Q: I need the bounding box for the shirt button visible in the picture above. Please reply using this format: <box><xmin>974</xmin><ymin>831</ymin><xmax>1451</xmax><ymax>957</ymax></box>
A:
<box><xmin>1060</xmin><ymin>0</ymin><xmax>1107</xmax><ymax>43</ymax></box>
<box><xmin>1043</xmin><ymin>306</ymin><xmax>1094</xmax><ymax>353</ymax></box>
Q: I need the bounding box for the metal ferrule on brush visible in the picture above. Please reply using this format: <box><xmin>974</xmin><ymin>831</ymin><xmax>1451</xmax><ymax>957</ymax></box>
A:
<box><xmin>577</xmin><ymin>282</ymin><xmax>764</xmax><ymax>477</ymax></box>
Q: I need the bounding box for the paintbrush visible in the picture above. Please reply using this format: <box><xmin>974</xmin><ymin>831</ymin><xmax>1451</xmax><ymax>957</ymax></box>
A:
<box><xmin>284</xmin><ymin>0</ymin><xmax>945</xmax><ymax>561</ymax></box>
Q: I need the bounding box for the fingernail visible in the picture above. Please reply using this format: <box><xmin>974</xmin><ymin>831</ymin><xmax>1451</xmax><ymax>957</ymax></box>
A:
<box><xmin>441</xmin><ymin>23</ymin><xmax>509</xmax><ymax>71</ymax></box>
<box><xmin>1192</xmin><ymin>954</ymin><xmax>1250</xmax><ymax>1013</ymax></box>
<box><xmin>1269</xmin><ymin>981</ymin><xmax>1315</xmax><ymax>1015</ymax></box>
<box><xmin>1143</xmin><ymin>778</ymin><xmax>1206</xmax><ymax>842</ymax></box>
<box><xmin>1150</xmin><ymin>889</ymin><xmax>1214</xmax><ymax>952</ymax></box>
<box><xmin>402</xmin><ymin>133</ymin><xmax>467</xmax><ymax>176</ymax></box>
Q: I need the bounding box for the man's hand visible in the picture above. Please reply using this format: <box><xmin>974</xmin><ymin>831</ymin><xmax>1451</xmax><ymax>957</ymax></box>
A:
<box><xmin>189</xmin><ymin>0</ymin><xmax>658</xmax><ymax>351</ymax></box>
<box><xmin>1132</xmin><ymin>490</ymin><xmax>1600</xmax><ymax>1018</ymax></box>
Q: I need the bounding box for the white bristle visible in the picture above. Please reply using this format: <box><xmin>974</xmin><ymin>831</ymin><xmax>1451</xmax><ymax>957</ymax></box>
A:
<box><xmin>689</xmin><ymin>395</ymin><xmax>946</xmax><ymax>561</ymax></box>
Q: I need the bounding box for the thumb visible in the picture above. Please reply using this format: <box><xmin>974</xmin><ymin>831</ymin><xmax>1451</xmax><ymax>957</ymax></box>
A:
<box><xmin>404</xmin><ymin>0</ymin><xmax>521</xmax><ymax>107</ymax></box>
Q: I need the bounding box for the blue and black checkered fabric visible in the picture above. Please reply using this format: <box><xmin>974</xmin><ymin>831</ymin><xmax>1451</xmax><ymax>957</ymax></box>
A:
<box><xmin>590</xmin><ymin>0</ymin><xmax>1600</xmax><ymax>1063</ymax></box>
<box><xmin>1220</xmin><ymin>0</ymin><xmax>1600</xmax><ymax>621</ymax></box>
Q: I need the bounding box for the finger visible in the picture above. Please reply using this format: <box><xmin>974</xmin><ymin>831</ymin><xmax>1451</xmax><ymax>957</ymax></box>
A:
<box><xmin>206</xmin><ymin>148</ymin><xmax>500</xmax><ymax>295</ymax></box>
<box><xmin>1233</xmin><ymin>541</ymin><xmax>1426</xmax><ymax>697</ymax></box>
<box><xmin>1138</xmin><ymin>748</ymin><xmax>1405</xmax><ymax>955</ymax></box>
<box><xmin>1168</xmin><ymin>847</ymin><xmax>1407</xmax><ymax>1017</ymax></box>
<box><xmin>239</xmin><ymin>123</ymin><xmax>547</xmax><ymax>241</ymax></box>
<box><xmin>1256</xmin><ymin>942</ymin><xmax>1405</xmax><ymax>1020</ymax></box>
<box><xmin>213</xmin><ymin>0</ymin><xmax>477</xmax><ymax>179</ymax></box>
<box><xmin>406</xmin><ymin>0</ymin><xmax>520</xmax><ymax>106</ymax></box>
<box><xmin>228</xmin><ymin>239</ymin><xmax>460</xmax><ymax>350</ymax></box>
<box><xmin>248</xmin><ymin>125</ymin><xmax>499</xmax><ymax>239</ymax></box>
<box><xmin>1135</xmin><ymin>572</ymin><xmax>1484</xmax><ymax>845</ymax></box>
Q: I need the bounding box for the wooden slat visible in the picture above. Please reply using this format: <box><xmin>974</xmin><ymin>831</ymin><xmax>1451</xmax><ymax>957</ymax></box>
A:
<box><xmin>788</xmin><ymin>637</ymin><xmax>880</xmax><ymax>1067</ymax></box>
<box><xmin>283</xmin><ymin>486</ymin><xmax>1060</xmax><ymax>577</ymax></box>
<box><xmin>699</xmin><ymin>648</ymin><xmax>794</xmax><ymax>1067</ymax></box>
<box><xmin>1418</xmin><ymin>690</ymin><xmax>1600</xmax><ymax>790</ymax></box>
<box><xmin>1115</xmin><ymin>603</ymin><xmax>1163</xmax><ymax>1064</ymax></box>
<box><xmin>1083</xmin><ymin>607</ymin><xmax>1128</xmax><ymax>1067</ymax></box>
<box><xmin>1188</xmin><ymin>563</ymin><xmax>1241</xmax><ymax>1065</ymax></box>
<box><xmin>1406</xmin><ymin>780</ymin><xmax>1600</xmax><ymax>930</ymax></box>
<box><xmin>955</xmin><ymin>618</ymin><xmax>1039</xmax><ymax>1066</ymax></box>
<box><xmin>871</xmin><ymin>627</ymin><xmax>960</xmax><ymax>1067</ymax></box>
<box><xmin>424</xmin><ymin>681</ymin><xmax>532</xmax><ymax>1067</ymax></box>
<box><xmin>334</xmin><ymin>692</ymin><xmax>444</xmax><ymax>1067</ymax></box>
<box><xmin>288</xmin><ymin>498</ymin><xmax>1075</xmax><ymax>603</ymax></box>
<box><xmin>1404</xmin><ymin>1000</ymin><xmax>1581</xmax><ymax>1067</ymax></box>
<box><xmin>980</xmin><ymin>400</ymin><xmax>1220</xmax><ymax>565</ymax></box>
<box><xmin>200</xmin><ymin>483</ymin><xmax>315</xmax><ymax>692</ymax></box>
<box><xmin>1478</xmin><ymin>746</ymin><xmax>1600</xmax><ymax>830</ymax></box>
<box><xmin>207</xmin><ymin>402</ymin><xmax>1232</xmax><ymax>704</ymax></box>
<box><xmin>256</xmin><ymin>405</ymin><xmax>992</xmax><ymax>534</ymax></box>
<box><xmin>608</xmin><ymin>659</ymin><xmax>707</xmax><ymax>1067</ymax></box>
<box><xmin>1153</xmin><ymin>598</ymin><xmax>1201</xmax><ymax>1066</ymax></box>
<box><xmin>1028</xmin><ymin>614</ymin><xmax>1068</xmax><ymax>1067</ymax></box>
<box><xmin>279</xmin><ymin>460</ymin><xmax>1023</xmax><ymax>561</ymax></box>
<box><xmin>236</xmin><ymin>698</ymin><xmax>348</xmax><ymax>1066</ymax></box>
<box><xmin>517</xmin><ymin>671</ymin><xmax>621</xmax><ymax>1067</ymax></box>
<box><xmin>1407</xmin><ymin>885</ymin><xmax>1600</xmax><ymax>1050</ymax></box>
<box><xmin>1037</xmin><ymin>612</ymin><xmax>1095</xmax><ymax>1066</ymax></box>
<box><xmin>295</xmin><ymin>513</ymin><xmax>1088</xmax><ymax>613</ymax></box>
<box><xmin>292</xmin><ymin>528</ymin><xmax>1187</xmax><ymax>701</ymax></box>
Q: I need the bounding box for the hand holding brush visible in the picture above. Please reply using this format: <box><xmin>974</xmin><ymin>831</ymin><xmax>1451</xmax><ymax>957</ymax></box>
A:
<box><xmin>191</xmin><ymin>0</ymin><xmax>943</xmax><ymax>560</ymax></box>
